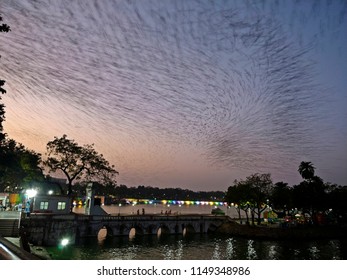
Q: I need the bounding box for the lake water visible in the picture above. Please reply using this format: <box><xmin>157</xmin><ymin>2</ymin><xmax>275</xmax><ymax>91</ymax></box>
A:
<box><xmin>44</xmin><ymin>204</ymin><xmax>347</xmax><ymax>260</ymax></box>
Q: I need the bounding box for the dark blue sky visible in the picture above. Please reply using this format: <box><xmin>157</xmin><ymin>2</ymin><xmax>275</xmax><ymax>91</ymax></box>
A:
<box><xmin>1</xmin><ymin>0</ymin><xmax>346</xmax><ymax>190</ymax></box>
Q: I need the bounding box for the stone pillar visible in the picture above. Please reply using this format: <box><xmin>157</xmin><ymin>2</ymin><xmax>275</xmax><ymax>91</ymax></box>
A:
<box><xmin>85</xmin><ymin>183</ymin><xmax>108</xmax><ymax>216</ymax></box>
<box><xmin>84</xmin><ymin>183</ymin><xmax>94</xmax><ymax>215</ymax></box>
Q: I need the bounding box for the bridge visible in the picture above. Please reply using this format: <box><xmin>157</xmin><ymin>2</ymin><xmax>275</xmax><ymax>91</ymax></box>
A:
<box><xmin>20</xmin><ymin>213</ymin><xmax>230</xmax><ymax>246</ymax></box>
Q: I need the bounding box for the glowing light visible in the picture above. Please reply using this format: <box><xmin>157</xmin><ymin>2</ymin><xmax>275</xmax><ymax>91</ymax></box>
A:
<box><xmin>26</xmin><ymin>189</ymin><xmax>37</xmax><ymax>198</ymax></box>
<box><xmin>61</xmin><ymin>238</ymin><xmax>69</xmax><ymax>246</ymax></box>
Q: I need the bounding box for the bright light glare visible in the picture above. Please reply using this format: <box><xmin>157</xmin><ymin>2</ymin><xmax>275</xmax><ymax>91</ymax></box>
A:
<box><xmin>48</xmin><ymin>190</ymin><xmax>53</xmax><ymax>195</ymax></box>
<box><xmin>26</xmin><ymin>189</ymin><xmax>37</xmax><ymax>198</ymax></box>
<box><xmin>61</xmin><ymin>238</ymin><xmax>69</xmax><ymax>246</ymax></box>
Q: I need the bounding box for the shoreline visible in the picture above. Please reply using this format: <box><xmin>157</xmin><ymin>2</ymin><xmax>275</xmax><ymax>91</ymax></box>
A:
<box><xmin>215</xmin><ymin>221</ymin><xmax>347</xmax><ymax>240</ymax></box>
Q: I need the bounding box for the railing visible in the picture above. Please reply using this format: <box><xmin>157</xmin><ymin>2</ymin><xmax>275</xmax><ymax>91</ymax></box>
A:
<box><xmin>25</xmin><ymin>212</ymin><xmax>230</xmax><ymax>222</ymax></box>
<box><xmin>0</xmin><ymin>236</ymin><xmax>41</xmax><ymax>260</ymax></box>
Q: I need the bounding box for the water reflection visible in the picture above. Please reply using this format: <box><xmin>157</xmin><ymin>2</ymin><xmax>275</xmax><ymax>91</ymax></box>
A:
<box><xmin>308</xmin><ymin>244</ymin><xmax>320</xmax><ymax>260</ymax></box>
<box><xmin>267</xmin><ymin>245</ymin><xmax>277</xmax><ymax>260</ymax></box>
<box><xmin>212</xmin><ymin>239</ymin><xmax>222</xmax><ymax>259</ymax></box>
<box><xmin>46</xmin><ymin>234</ymin><xmax>345</xmax><ymax>260</ymax></box>
<box><xmin>329</xmin><ymin>240</ymin><xmax>340</xmax><ymax>260</ymax></box>
<box><xmin>247</xmin><ymin>240</ymin><xmax>257</xmax><ymax>260</ymax></box>
<box><xmin>225</xmin><ymin>238</ymin><xmax>235</xmax><ymax>259</ymax></box>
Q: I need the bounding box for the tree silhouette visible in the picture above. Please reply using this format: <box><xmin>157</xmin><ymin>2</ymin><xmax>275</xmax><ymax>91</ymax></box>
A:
<box><xmin>44</xmin><ymin>135</ymin><xmax>118</xmax><ymax>195</ymax></box>
<box><xmin>0</xmin><ymin>138</ymin><xmax>43</xmax><ymax>192</ymax></box>
<box><xmin>0</xmin><ymin>14</ymin><xmax>10</xmax><ymax>141</ymax></box>
<box><xmin>271</xmin><ymin>181</ymin><xmax>293</xmax><ymax>216</ymax></box>
<box><xmin>298</xmin><ymin>161</ymin><xmax>315</xmax><ymax>181</ymax></box>
<box><xmin>225</xmin><ymin>173</ymin><xmax>273</xmax><ymax>225</ymax></box>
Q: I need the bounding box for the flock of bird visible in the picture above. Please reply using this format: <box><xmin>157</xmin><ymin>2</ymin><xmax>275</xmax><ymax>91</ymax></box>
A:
<box><xmin>0</xmin><ymin>0</ymin><xmax>344</xmax><ymax>188</ymax></box>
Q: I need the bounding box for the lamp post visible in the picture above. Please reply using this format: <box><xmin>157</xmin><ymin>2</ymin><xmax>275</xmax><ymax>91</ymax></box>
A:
<box><xmin>118</xmin><ymin>203</ymin><xmax>122</xmax><ymax>216</ymax></box>
<box><xmin>25</xmin><ymin>189</ymin><xmax>37</xmax><ymax>217</ymax></box>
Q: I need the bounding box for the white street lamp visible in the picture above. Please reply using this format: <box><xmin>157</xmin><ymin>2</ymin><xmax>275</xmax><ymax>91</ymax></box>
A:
<box><xmin>26</xmin><ymin>189</ymin><xmax>37</xmax><ymax>199</ymax></box>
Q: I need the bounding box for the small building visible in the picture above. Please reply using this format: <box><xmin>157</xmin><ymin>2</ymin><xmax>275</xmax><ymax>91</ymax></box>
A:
<box><xmin>32</xmin><ymin>194</ymin><xmax>71</xmax><ymax>214</ymax></box>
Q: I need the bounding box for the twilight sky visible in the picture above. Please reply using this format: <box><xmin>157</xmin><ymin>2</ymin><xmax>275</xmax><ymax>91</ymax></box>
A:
<box><xmin>0</xmin><ymin>0</ymin><xmax>346</xmax><ymax>191</ymax></box>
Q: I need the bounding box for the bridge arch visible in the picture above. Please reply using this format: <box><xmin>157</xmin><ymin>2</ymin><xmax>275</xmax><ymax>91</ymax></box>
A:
<box><xmin>97</xmin><ymin>225</ymin><xmax>114</xmax><ymax>241</ymax></box>
<box><xmin>133</xmin><ymin>225</ymin><xmax>145</xmax><ymax>236</ymax></box>
<box><xmin>119</xmin><ymin>223</ymin><xmax>130</xmax><ymax>236</ymax></box>
<box><xmin>206</xmin><ymin>222</ymin><xmax>219</xmax><ymax>233</ymax></box>
<box><xmin>183</xmin><ymin>224</ymin><xmax>196</xmax><ymax>235</ymax></box>
<box><xmin>146</xmin><ymin>224</ymin><xmax>159</xmax><ymax>235</ymax></box>
<box><xmin>157</xmin><ymin>224</ymin><xmax>171</xmax><ymax>236</ymax></box>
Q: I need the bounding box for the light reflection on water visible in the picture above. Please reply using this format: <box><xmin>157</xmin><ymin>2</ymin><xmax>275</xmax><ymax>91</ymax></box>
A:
<box><xmin>268</xmin><ymin>245</ymin><xmax>277</xmax><ymax>260</ymax></box>
<box><xmin>247</xmin><ymin>240</ymin><xmax>257</xmax><ymax>260</ymax></box>
<box><xmin>46</xmin><ymin>234</ymin><xmax>346</xmax><ymax>260</ymax></box>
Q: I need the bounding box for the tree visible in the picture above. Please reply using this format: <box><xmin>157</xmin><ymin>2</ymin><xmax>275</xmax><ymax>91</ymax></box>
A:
<box><xmin>0</xmin><ymin>138</ymin><xmax>43</xmax><ymax>192</ymax></box>
<box><xmin>292</xmin><ymin>175</ymin><xmax>327</xmax><ymax>223</ymax></box>
<box><xmin>245</xmin><ymin>173</ymin><xmax>273</xmax><ymax>225</ymax></box>
<box><xmin>298</xmin><ymin>161</ymin><xmax>315</xmax><ymax>181</ymax></box>
<box><xmin>225</xmin><ymin>173</ymin><xmax>273</xmax><ymax>225</ymax></box>
<box><xmin>225</xmin><ymin>180</ymin><xmax>253</xmax><ymax>224</ymax></box>
<box><xmin>43</xmin><ymin>135</ymin><xmax>119</xmax><ymax>195</ymax></box>
<box><xmin>327</xmin><ymin>185</ymin><xmax>347</xmax><ymax>225</ymax></box>
<box><xmin>271</xmin><ymin>181</ymin><xmax>293</xmax><ymax>216</ymax></box>
<box><xmin>0</xmin><ymin>14</ymin><xmax>11</xmax><ymax>141</ymax></box>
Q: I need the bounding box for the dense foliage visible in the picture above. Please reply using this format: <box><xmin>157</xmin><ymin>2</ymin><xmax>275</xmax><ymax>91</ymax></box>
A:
<box><xmin>0</xmin><ymin>138</ymin><xmax>44</xmax><ymax>192</ymax></box>
<box><xmin>225</xmin><ymin>162</ymin><xmax>347</xmax><ymax>226</ymax></box>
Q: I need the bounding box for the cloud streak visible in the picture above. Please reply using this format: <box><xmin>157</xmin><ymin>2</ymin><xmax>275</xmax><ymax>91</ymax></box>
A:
<box><xmin>1</xmin><ymin>0</ymin><xmax>346</xmax><ymax>189</ymax></box>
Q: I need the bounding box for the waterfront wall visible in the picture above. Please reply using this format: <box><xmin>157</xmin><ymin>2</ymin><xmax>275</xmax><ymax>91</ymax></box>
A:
<box><xmin>21</xmin><ymin>214</ymin><xmax>229</xmax><ymax>246</ymax></box>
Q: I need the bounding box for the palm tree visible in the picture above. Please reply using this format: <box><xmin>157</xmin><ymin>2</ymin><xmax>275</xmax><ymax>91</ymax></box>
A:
<box><xmin>298</xmin><ymin>161</ymin><xmax>315</xmax><ymax>181</ymax></box>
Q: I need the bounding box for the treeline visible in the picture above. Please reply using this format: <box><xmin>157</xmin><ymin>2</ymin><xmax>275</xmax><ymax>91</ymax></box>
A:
<box><xmin>114</xmin><ymin>185</ymin><xmax>226</xmax><ymax>201</ymax></box>
<box><xmin>75</xmin><ymin>182</ymin><xmax>226</xmax><ymax>202</ymax></box>
<box><xmin>225</xmin><ymin>162</ymin><xmax>347</xmax><ymax>226</ymax></box>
